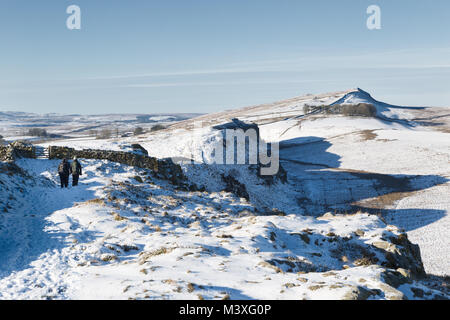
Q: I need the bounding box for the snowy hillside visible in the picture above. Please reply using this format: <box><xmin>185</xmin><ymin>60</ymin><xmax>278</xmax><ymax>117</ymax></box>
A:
<box><xmin>0</xmin><ymin>159</ymin><xmax>447</xmax><ymax>300</ymax></box>
<box><xmin>0</xmin><ymin>89</ymin><xmax>449</xmax><ymax>299</ymax></box>
<box><xmin>124</xmin><ymin>89</ymin><xmax>450</xmax><ymax>277</ymax></box>
<box><xmin>0</xmin><ymin>112</ymin><xmax>200</xmax><ymax>143</ymax></box>
<box><xmin>330</xmin><ymin>88</ymin><xmax>426</xmax><ymax>123</ymax></box>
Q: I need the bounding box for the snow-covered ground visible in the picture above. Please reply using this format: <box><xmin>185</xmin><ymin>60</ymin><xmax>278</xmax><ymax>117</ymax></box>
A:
<box><xmin>125</xmin><ymin>89</ymin><xmax>450</xmax><ymax>277</ymax></box>
<box><xmin>0</xmin><ymin>88</ymin><xmax>449</xmax><ymax>299</ymax></box>
<box><xmin>0</xmin><ymin>112</ymin><xmax>200</xmax><ymax>144</ymax></box>
<box><xmin>0</xmin><ymin>158</ymin><xmax>447</xmax><ymax>300</ymax></box>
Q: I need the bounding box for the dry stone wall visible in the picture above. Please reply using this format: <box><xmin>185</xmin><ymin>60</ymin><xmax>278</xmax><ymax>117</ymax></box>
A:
<box><xmin>48</xmin><ymin>146</ymin><xmax>187</xmax><ymax>186</ymax></box>
<box><xmin>0</xmin><ymin>142</ymin><xmax>35</xmax><ymax>162</ymax></box>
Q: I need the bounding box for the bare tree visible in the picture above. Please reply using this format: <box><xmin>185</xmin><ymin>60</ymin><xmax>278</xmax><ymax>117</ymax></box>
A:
<box><xmin>97</xmin><ymin>128</ymin><xmax>111</xmax><ymax>139</ymax></box>
<box><xmin>134</xmin><ymin>126</ymin><xmax>144</xmax><ymax>135</ymax></box>
<box><xmin>28</xmin><ymin>128</ymin><xmax>48</xmax><ymax>137</ymax></box>
<box><xmin>150</xmin><ymin>124</ymin><xmax>166</xmax><ymax>132</ymax></box>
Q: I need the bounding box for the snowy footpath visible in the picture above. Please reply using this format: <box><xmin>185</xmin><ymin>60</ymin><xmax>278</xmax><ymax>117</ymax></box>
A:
<box><xmin>0</xmin><ymin>158</ymin><xmax>448</xmax><ymax>300</ymax></box>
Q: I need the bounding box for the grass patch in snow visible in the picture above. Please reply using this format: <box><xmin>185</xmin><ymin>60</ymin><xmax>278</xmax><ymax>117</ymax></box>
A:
<box><xmin>81</xmin><ymin>198</ymin><xmax>106</xmax><ymax>206</ymax></box>
<box><xmin>139</xmin><ymin>247</ymin><xmax>177</xmax><ymax>265</ymax></box>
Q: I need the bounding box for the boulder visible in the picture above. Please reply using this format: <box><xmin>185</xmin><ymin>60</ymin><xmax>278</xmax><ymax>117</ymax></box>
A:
<box><xmin>341</xmin><ymin>285</ymin><xmax>379</xmax><ymax>300</ymax></box>
<box><xmin>130</xmin><ymin>144</ymin><xmax>148</xmax><ymax>156</ymax></box>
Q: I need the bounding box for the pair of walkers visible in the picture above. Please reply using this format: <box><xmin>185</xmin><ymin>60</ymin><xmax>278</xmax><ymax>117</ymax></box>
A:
<box><xmin>58</xmin><ymin>157</ymin><xmax>83</xmax><ymax>188</ymax></box>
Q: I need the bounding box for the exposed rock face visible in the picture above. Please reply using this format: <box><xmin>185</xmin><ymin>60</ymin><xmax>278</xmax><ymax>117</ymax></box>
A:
<box><xmin>372</xmin><ymin>233</ymin><xmax>425</xmax><ymax>278</ymax></box>
<box><xmin>342</xmin><ymin>285</ymin><xmax>380</xmax><ymax>300</ymax></box>
<box><xmin>254</xmin><ymin>164</ymin><xmax>288</xmax><ymax>185</ymax></box>
<box><xmin>48</xmin><ymin>146</ymin><xmax>186</xmax><ymax>186</ymax></box>
<box><xmin>382</xmin><ymin>269</ymin><xmax>412</xmax><ymax>288</ymax></box>
<box><xmin>212</xmin><ymin>118</ymin><xmax>260</xmax><ymax>132</ymax></box>
<box><xmin>212</xmin><ymin>119</ymin><xmax>288</xmax><ymax>185</ymax></box>
<box><xmin>221</xmin><ymin>173</ymin><xmax>250</xmax><ymax>200</ymax></box>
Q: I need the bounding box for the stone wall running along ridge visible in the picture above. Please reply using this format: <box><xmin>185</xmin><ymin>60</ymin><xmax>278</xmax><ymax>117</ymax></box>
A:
<box><xmin>48</xmin><ymin>145</ymin><xmax>187</xmax><ymax>186</ymax></box>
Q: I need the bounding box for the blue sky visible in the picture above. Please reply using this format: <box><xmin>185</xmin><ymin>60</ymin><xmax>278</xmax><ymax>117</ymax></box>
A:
<box><xmin>0</xmin><ymin>0</ymin><xmax>449</xmax><ymax>114</ymax></box>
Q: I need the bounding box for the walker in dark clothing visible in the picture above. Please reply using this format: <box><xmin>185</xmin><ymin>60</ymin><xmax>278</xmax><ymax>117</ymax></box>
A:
<box><xmin>71</xmin><ymin>158</ymin><xmax>83</xmax><ymax>186</ymax></box>
<box><xmin>72</xmin><ymin>174</ymin><xmax>79</xmax><ymax>186</ymax></box>
<box><xmin>58</xmin><ymin>159</ymin><xmax>72</xmax><ymax>188</ymax></box>
<box><xmin>59</xmin><ymin>174</ymin><xmax>69</xmax><ymax>188</ymax></box>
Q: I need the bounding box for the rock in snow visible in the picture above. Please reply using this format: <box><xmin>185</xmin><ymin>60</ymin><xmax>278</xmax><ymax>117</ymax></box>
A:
<box><xmin>0</xmin><ymin>89</ymin><xmax>449</xmax><ymax>299</ymax></box>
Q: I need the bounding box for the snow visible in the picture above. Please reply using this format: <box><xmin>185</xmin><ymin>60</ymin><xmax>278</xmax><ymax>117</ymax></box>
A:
<box><xmin>1</xmin><ymin>88</ymin><xmax>449</xmax><ymax>299</ymax></box>
<box><xmin>119</xmin><ymin>89</ymin><xmax>449</xmax><ymax>277</ymax></box>
<box><xmin>0</xmin><ymin>158</ymin><xmax>445</xmax><ymax>299</ymax></box>
<box><xmin>330</xmin><ymin>88</ymin><xmax>424</xmax><ymax>122</ymax></box>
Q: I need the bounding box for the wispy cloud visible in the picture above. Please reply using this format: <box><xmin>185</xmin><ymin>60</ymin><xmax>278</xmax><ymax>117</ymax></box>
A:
<box><xmin>226</xmin><ymin>47</ymin><xmax>450</xmax><ymax>71</ymax></box>
<box><xmin>84</xmin><ymin>67</ymin><xmax>274</xmax><ymax>81</ymax></box>
<box><xmin>83</xmin><ymin>47</ymin><xmax>450</xmax><ymax>82</ymax></box>
<box><xmin>122</xmin><ymin>79</ymin><xmax>337</xmax><ymax>88</ymax></box>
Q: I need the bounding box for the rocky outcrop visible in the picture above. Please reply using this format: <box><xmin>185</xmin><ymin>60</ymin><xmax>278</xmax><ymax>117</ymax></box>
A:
<box><xmin>341</xmin><ymin>285</ymin><xmax>381</xmax><ymax>300</ymax></box>
<box><xmin>212</xmin><ymin>119</ymin><xmax>288</xmax><ymax>185</ymax></box>
<box><xmin>213</xmin><ymin>118</ymin><xmax>260</xmax><ymax>132</ymax></box>
<box><xmin>221</xmin><ymin>173</ymin><xmax>250</xmax><ymax>200</ymax></box>
<box><xmin>372</xmin><ymin>233</ymin><xmax>425</xmax><ymax>278</ymax></box>
<box><xmin>48</xmin><ymin>146</ymin><xmax>186</xmax><ymax>186</ymax></box>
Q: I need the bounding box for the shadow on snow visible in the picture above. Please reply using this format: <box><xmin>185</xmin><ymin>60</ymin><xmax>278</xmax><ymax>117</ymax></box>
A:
<box><xmin>279</xmin><ymin>136</ymin><xmax>448</xmax><ymax>232</ymax></box>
